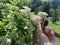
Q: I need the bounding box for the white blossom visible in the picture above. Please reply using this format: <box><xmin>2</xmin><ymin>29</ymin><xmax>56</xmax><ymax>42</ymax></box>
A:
<box><xmin>30</xmin><ymin>15</ymin><xmax>42</xmax><ymax>23</ymax></box>
<box><xmin>37</xmin><ymin>12</ymin><xmax>48</xmax><ymax>20</ymax></box>
<box><xmin>0</xmin><ymin>36</ymin><xmax>11</xmax><ymax>45</ymax></box>
<box><xmin>19</xmin><ymin>6</ymin><xmax>31</xmax><ymax>13</ymax></box>
<box><xmin>24</xmin><ymin>26</ymin><xmax>28</xmax><ymax>29</ymax></box>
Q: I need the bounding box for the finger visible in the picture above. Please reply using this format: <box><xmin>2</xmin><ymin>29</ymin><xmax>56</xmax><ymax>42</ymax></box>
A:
<box><xmin>49</xmin><ymin>30</ymin><xmax>55</xmax><ymax>40</ymax></box>
<box><xmin>50</xmin><ymin>29</ymin><xmax>55</xmax><ymax>37</ymax></box>
<box><xmin>37</xmin><ymin>21</ymin><xmax>43</xmax><ymax>32</ymax></box>
<box><xmin>43</xmin><ymin>27</ymin><xmax>49</xmax><ymax>34</ymax></box>
<box><xmin>47</xmin><ymin>29</ymin><xmax>55</xmax><ymax>40</ymax></box>
<box><xmin>43</xmin><ymin>28</ymin><xmax>55</xmax><ymax>40</ymax></box>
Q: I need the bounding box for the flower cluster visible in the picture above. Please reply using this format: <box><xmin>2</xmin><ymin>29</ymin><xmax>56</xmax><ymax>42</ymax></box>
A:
<box><xmin>19</xmin><ymin>6</ymin><xmax>31</xmax><ymax>13</ymax></box>
<box><xmin>37</xmin><ymin>12</ymin><xmax>48</xmax><ymax>20</ymax></box>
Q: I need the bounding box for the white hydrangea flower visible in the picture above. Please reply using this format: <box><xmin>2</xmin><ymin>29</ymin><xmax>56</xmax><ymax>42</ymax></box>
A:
<box><xmin>37</xmin><ymin>12</ymin><xmax>48</xmax><ymax>20</ymax></box>
<box><xmin>30</xmin><ymin>15</ymin><xmax>42</xmax><ymax>23</ymax></box>
<box><xmin>19</xmin><ymin>6</ymin><xmax>31</xmax><ymax>13</ymax></box>
<box><xmin>23</xmin><ymin>6</ymin><xmax>31</xmax><ymax>11</ymax></box>
<box><xmin>24</xmin><ymin>26</ymin><xmax>28</xmax><ymax>29</ymax></box>
<box><xmin>19</xmin><ymin>9</ymin><xmax>27</xmax><ymax>13</ymax></box>
<box><xmin>0</xmin><ymin>36</ymin><xmax>11</xmax><ymax>45</ymax></box>
<box><xmin>6</xmin><ymin>38</ymin><xmax>11</xmax><ymax>45</ymax></box>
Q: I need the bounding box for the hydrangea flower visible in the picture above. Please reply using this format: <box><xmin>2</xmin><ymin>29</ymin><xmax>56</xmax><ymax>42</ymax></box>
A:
<box><xmin>37</xmin><ymin>12</ymin><xmax>48</xmax><ymax>20</ymax></box>
<box><xmin>0</xmin><ymin>36</ymin><xmax>11</xmax><ymax>45</ymax></box>
<box><xmin>19</xmin><ymin>6</ymin><xmax>31</xmax><ymax>13</ymax></box>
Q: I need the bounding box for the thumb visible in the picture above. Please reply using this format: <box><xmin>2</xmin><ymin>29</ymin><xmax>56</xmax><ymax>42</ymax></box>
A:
<box><xmin>37</xmin><ymin>21</ymin><xmax>42</xmax><ymax>32</ymax></box>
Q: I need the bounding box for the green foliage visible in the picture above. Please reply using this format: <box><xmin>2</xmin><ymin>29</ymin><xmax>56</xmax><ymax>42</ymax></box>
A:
<box><xmin>0</xmin><ymin>2</ymin><xmax>33</xmax><ymax>45</ymax></box>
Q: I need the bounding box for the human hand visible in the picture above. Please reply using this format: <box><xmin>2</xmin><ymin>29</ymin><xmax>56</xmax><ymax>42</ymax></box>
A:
<box><xmin>37</xmin><ymin>23</ymin><xmax>59</xmax><ymax>45</ymax></box>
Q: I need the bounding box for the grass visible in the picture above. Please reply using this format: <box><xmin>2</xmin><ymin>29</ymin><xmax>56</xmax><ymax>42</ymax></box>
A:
<box><xmin>48</xmin><ymin>21</ymin><xmax>60</xmax><ymax>43</ymax></box>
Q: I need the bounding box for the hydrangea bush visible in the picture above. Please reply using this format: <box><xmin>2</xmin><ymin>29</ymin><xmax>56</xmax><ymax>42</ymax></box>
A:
<box><xmin>0</xmin><ymin>1</ymin><xmax>48</xmax><ymax>45</ymax></box>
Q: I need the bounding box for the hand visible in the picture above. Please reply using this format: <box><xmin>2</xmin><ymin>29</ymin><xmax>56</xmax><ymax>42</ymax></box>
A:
<box><xmin>37</xmin><ymin>24</ymin><xmax>59</xmax><ymax>45</ymax></box>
